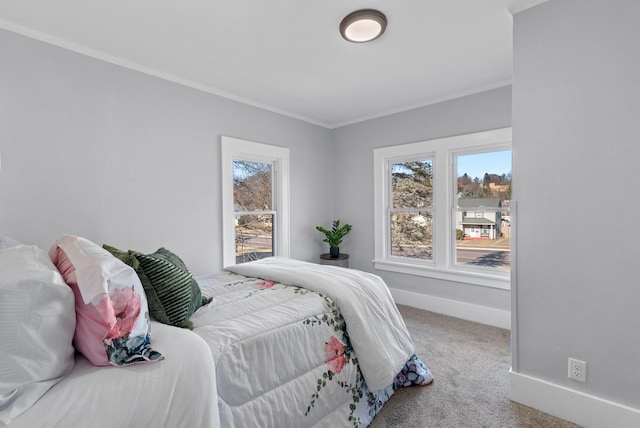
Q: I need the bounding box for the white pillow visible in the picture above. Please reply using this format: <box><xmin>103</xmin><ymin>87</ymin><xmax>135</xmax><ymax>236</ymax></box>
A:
<box><xmin>0</xmin><ymin>245</ymin><xmax>76</xmax><ymax>425</ymax></box>
<box><xmin>0</xmin><ymin>236</ymin><xmax>22</xmax><ymax>249</ymax></box>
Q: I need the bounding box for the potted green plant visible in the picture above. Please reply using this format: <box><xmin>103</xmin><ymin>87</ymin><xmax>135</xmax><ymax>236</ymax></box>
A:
<box><xmin>316</xmin><ymin>220</ymin><xmax>352</xmax><ymax>258</ymax></box>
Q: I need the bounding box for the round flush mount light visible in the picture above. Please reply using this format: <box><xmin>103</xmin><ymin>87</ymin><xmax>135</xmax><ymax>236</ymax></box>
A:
<box><xmin>340</xmin><ymin>9</ymin><xmax>387</xmax><ymax>43</ymax></box>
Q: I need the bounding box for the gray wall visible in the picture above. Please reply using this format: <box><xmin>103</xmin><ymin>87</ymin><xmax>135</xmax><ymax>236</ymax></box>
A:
<box><xmin>513</xmin><ymin>0</ymin><xmax>640</xmax><ymax>407</ymax></box>
<box><xmin>331</xmin><ymin>86</ymin><xmax>512</xmax><ymax>311</ymax></box>
<box><xmin>0</xmin><ymin>29</ymin><xmax>333</xmax><ymax>274</ymax></box>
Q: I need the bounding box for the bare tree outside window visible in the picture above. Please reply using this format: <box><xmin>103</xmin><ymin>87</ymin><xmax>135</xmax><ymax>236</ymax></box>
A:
<box><xmin>233</xmin><ymin>160</ymin><xmax>274</xmax><ymax>263</ymax></box>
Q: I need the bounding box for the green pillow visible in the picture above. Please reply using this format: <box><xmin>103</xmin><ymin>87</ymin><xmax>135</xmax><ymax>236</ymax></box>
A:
<box><xmin>103</xmin><ymin>245</ymin><xmax>211</xmax><ymax>329</ymax></box>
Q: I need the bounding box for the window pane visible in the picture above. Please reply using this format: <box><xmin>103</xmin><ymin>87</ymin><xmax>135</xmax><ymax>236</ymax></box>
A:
<box><xmin>455</xmin><ymin>150</ymin><xmax>511</xmax><ymax>270</ymax></box>
<box><xmin>233</xmin><ymin>160</ymin><xmax>274</xmax><ymax>264</ymax></box>
<box><xmin>235</xmin><ymin>214</ymin><xmax>273</xmax><ymax>263</ymax></box>
<box><xmin>390</xmin><ymin>211</ymin><xmax>433</xmax><ymax>260</ymax></box>
<box><xmin>391</xmin><ymin>160</ymin><xmax>433</xmax><ymax>209</ymax></box>
<box><xmin>454</xmin><ymin>208</ymin><xmax>510</xmax><ymax>270</ymax></box>
<box><xmin>233</xmin><ymin>160</ymin><xmax>272</xmax><ymax>211</ymax></box>
<box><xmin>456</xmin><ymin>150</ymin><xmax>511</xmax><ymax>201</ymax></box>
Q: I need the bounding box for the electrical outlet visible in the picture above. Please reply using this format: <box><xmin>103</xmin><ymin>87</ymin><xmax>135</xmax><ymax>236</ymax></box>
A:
<box><xmin>568</xmin><ymin>358</ymin><xmax>587</xmax><ymax>382</ymax></box>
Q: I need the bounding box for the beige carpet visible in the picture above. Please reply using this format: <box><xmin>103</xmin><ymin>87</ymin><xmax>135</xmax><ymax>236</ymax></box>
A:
<box><xmin>370</xmin><ymin>305</ymin><xmax>581</xmax><ymax>428</ymax></box>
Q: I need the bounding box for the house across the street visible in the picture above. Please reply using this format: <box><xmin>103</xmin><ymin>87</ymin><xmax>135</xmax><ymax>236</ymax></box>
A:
<box><xmin>456</xmin><ymin>198</ymin><xmax>503</xmax><ymax>240</ymax></box>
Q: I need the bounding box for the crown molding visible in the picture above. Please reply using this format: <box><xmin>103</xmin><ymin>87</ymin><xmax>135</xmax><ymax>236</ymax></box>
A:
<box><xmin>508</xmin><ymin>0</ymin><xmax>551</xmax><ymax>15</ymax></box>
<box><xmin>0</xmin><ymin>19</ymin><xmax>331</xmax><ymax>128</ymax></box>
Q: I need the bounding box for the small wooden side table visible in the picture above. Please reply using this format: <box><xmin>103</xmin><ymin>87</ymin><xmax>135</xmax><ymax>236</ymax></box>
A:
<box><xmin>320</xmin><ymin>253</ymin><xmax>349</xmax><ymax>268</ymax></box>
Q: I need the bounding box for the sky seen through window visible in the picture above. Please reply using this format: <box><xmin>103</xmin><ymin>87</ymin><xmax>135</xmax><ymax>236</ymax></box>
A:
<box><xmin>457</xmin><ymin>150</ymin><xmax>511</xmax><ymax>180</ymax></box>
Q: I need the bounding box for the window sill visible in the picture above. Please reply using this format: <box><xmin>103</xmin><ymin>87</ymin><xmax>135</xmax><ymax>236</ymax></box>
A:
<box><xmin>373</xmin><ymin>259</ymin><xmax>511</xmax><ymax>290</ymax></box>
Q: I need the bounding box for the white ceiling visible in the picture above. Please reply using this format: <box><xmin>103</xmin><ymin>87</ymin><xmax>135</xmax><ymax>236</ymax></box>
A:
<box><xmin>0</xmin><ymin>1</ymin><xmax>533</xmax><ymax>129</ymax></box>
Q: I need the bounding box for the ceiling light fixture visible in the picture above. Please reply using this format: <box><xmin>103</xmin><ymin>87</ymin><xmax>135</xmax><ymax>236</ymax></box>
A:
<box><xmin>340</xmin><ymin>9</ymin><xmax>387</xmax><ymax>43</ymax></box>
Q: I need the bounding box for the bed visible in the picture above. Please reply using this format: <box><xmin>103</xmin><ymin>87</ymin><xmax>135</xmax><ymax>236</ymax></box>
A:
<box><xmin>1</xmin><ymin>236</ymin><xmax>432</xmax><ymax>427</ymax></box>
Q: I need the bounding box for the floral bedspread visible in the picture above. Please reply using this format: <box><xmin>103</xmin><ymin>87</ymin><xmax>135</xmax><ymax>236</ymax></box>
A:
<box><xmin>226</xmin><ymin>257</ymin><xmax>418</xmax><ymax>391</ymax></box>
<box><xmin>192</xmin><ymin>271</ymin><xmax>433</xmax><ymax>428</ymax></box>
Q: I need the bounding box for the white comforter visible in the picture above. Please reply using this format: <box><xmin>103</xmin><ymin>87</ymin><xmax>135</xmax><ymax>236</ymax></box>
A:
<box><xmin>225</xmin><ymin>257</ymin><xmax>415</xmax><ymax>391</ymax></box>
<box><xmin>193</xmin><ymin>267</ymin><xmax>409</xmax><ymax>427</ymax></box>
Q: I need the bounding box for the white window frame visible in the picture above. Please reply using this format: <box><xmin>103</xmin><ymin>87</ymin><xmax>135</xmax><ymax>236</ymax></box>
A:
<box><xmin>373</xmin><ymin>127</ymin><xmax>512</xmax><ymax>289</ymax></box>
<box><xmin>221</xmin><ymin>136</ymin><xmax>290</xmax><ymax>267</ymax></box>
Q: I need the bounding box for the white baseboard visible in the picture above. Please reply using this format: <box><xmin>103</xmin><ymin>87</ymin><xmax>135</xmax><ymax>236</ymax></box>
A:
<box><xmin>389</xmin><ymin>287</ymin><xmax>511</xmax><ymax>330</ymax></box>
<box><xmin>509</xmin><ymin>370</ymin><xmax>640</xmax><ymax>428</ymax></box>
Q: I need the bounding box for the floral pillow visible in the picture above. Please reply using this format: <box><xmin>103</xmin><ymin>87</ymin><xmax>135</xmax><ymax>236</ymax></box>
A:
<box><xmin>49</xmin><ymin>235</ymin><xmax>163</xmax><ymax>366</ymax></box>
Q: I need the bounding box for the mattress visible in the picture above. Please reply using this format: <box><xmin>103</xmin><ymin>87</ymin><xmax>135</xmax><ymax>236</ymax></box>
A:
<box><xmin>8</xmin><ymin>321</ymin><xmax>219</xmax><ymax>428</ymax></box>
